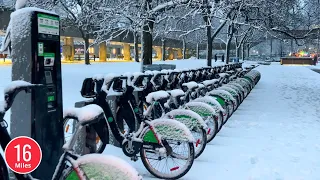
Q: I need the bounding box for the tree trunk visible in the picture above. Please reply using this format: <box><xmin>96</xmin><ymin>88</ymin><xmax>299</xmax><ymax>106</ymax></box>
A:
<box><xmin>236</xmin><ymin>46</ymin><xmax>240</xmax><ymax>58</ymax></box>
<box><xmin>161</xmin><ymin>39</ymin><xmax>165</xmax><ymax>61</ymax></box>
<box><xmin>202</xmin><ymin>6</ymin><xmax>213</xmax><ymax>66</ymax></box>
<box><xmin>225</xmin><ymin>23</ymin><xmax>234</xmax><ymax>64</ymax></box>
<box><xmin>247</xmin><ymin>43</ymin><xmax>250</xmax><ymax>58</ymax></box>
<box><xmin>182</xmin><ymin>39</ymin><xmax>186</xmax><ymax>60</ymax></box>
<box><xmin>134</xmin><ymin>31</ymin><xmax>139</xmax><ymax>62</ymax></box>
<box><xmin>270</xmin><ymin>39</ymin><xmax>273</xmax><ymax>57</ymax></box>
<box><xmin>84</xmin><ymin>35</ymin><xmax>90</xmax><ymax>65</ymax></box>
<box><xmin>206</xmin><ymin>28</ymin><xmax>213</xmax><ymax>66</ymax></box>
<box><xmin>280</xmin><ymin>40</ymin><xmax>283</xmax><ymax>57</ymax></box>
<box><xmin>242</xmin><ymin>43</ymin><xmax>245</xmax><ymax>60</ymax></box>
<box><xmin>196</xmin><ymin>43</ymin><xmax>200</xmax><ymax>59</ymax></box>
<box><xmin>141</xmin><ymin>20</ymin><xmax>154</xmax><ymax>65</ymax></box>
<box><xmin>226</xmin><ymin>37</ymin><xmax>232</xmax><ymax>64</ymax></box>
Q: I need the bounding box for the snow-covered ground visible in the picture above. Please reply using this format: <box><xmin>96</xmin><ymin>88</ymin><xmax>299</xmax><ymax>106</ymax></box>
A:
<box><xmin>1</xmin><ymin>60</ymin><xmax>320</xmax><ymax>179</ymax></box>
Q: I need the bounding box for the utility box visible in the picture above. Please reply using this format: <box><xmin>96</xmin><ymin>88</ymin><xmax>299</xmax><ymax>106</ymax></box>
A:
<box><xmin>9</xmin><ymin>8</ymin><xmax>63</xmax><ymax>179</ymax></box>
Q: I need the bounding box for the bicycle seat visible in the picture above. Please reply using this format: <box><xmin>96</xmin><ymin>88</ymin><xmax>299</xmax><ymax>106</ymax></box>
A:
<box><xmin>145</xmin><ymin>91</ymin><xmax>170</xmax><ymax>104</ymax></box>
<box><xmin>161</xmin><ymin>69</ymin><xmax>173</xmax><ymax>75</ymax></box>
<box><xmin>229</xmin><ymin>75</ymin><xmax>237</xmax><ymax>80</ymax></box>
<box><xmin>202</xmin><ymin>79</ymin><xmax>219</xmax><ymax>87</ymax></box>
<box><xmin>168</xmin><ymin>89</ymin><xmax>185</xmax><ymax>98</ymax></box>
<box><xmin>63</xmin><ymin>104</ymin><xmax>105</xmax><ymax>126</ymax></box>
<box><xmin>218</xmin><ymin>73</ymin><xmax>229</xmax><ymax>78</ymax></box>
<box><xmin>182</xmin><ymin>82</ymin><xmax>199</xmax><ymax>92</ymax></box>
<box><xmin>226</xmin><ymin>70</ymin><xmax>235</xmax><ymax>74</ymax></box>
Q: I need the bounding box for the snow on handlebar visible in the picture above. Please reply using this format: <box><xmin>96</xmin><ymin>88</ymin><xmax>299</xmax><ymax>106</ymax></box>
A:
<box><xmin>1</xmin><ymin>81</ymin><xmax>43</xmax><ymax>113</ymax></box>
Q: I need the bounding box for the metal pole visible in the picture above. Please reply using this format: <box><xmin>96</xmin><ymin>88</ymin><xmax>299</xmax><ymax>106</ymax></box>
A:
<box><xmin>317</xmin><ymin>0</ymin><xmax>320</xmax><ymax>55</ymax></box>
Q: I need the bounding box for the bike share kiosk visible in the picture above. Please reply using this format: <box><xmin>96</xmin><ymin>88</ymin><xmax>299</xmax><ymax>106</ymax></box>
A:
<box><xmin>9</xmin><ymin>8</ymin><xmax>64</xmax><ymax>179</ymax></box>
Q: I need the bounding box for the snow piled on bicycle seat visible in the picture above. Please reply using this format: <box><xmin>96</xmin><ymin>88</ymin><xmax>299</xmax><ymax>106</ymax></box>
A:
<box><xmin>202</xmin><ymin>79</ymin><xmax>219</xmax><ymax>86</ymax></box>
<box><xmin>145</xmin><ymin>70</ymin><xmax>160</xmax><ymax>75</ymax></box>
<box><xmin>218</xmin><ymin>73</ymin><xmax>228</xmax><ymax>77</ymax></box>
<box><xmin>74</xmin><ymin>154</ymin><xmax>142</xmax><ymax>180</ymax></box>
<box><xmin>161</xmin><ymin>69</ymin><xmax>173</xmax><ymax>74</ymax></box>
<box><xmin>169</xmin><ymin>89</ymin><xmax>185</xmax><ymax>97</ymax></box>
<box><xmin>150</xmin><ymin>118</ymin><xmax>195</xmax><ymax>142</ymax></box>
<box><xmin>3</xmin><ymin>80</ymin><xmax>32</xmax><ymax>94</ymax></box>
<box><xmin>146</xmin><ymin>91</ymin><xmax>169</xmax><ymax>103</ymax></box>
<box><xmin>182</xmin><ymin>82</ymin><xmax>198</xmax><ymax>89</ymax></box>
<box><xmin>198</xmin><ymin>84</ymin><xmax>205</xmax><ymax>88</ymax></box>
<box><xmin>165</xmin><ymin>109</ymin><xmax>207</xmax><ymax>129</ymax></box>
<box><xmin>63</xmin><ymin>104</ymin><xmax>103</xmax><ymax>123</ymax></box>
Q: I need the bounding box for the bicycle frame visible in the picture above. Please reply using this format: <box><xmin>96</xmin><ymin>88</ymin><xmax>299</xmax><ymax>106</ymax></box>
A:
<box><xmin>88</xmin><ymin>80</ymin><xmax>166</xmax><ymax>152</ymax></box>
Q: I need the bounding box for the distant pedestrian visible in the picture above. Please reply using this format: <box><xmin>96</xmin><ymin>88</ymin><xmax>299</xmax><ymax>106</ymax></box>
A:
<box><xmin>214</xmin><ymin>54</ymin><xmax>218</xmax><ymax>62</ymax></box>
<box><xmin>222</xmin><ymin>54</ymin><xmax>225</xmax><ymax>62</ymax></box>
<box><xmin>314</xmin><ymin>54</ymin><xmax>318</xmax><ymax>66</ymax></box>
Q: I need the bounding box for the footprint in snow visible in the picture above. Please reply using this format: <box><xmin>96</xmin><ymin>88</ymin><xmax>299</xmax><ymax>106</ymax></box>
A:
<box><xmin>289</xmin><ymin>154</ymin><xmax>300</xmax><ymax>163</ymax></box>
<box><xmin>250</xmin><ymin>156</ymin><xmax>258</xmax><ymax>165</ymax></box>
<box><xmin>299</xmin><ymin>134</ymin><xmax>306</xmax><ymax>139</ymax></box>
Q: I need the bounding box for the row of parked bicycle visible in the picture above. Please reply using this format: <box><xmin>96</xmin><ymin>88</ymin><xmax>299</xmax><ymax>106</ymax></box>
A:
<box><xmin>63</xmin><ymin>63</ymin><xmax>261</xmax><ymax>179</ymax></box>
<box><xmin>0</xmin><ymin>63</ymin><xmax>261</xmax><ymax>180</ymax></box>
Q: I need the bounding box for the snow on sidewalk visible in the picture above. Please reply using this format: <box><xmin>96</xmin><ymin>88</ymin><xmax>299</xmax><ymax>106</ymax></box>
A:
<box><xmin>193</xmin><ymin>65</ymin><xmax>320</xmax><ymax>180</ymax></box>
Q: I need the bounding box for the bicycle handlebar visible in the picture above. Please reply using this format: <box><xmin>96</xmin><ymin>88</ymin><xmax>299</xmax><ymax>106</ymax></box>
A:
<box><xmin>1</xmin><ymin>82</ymin><xmax>43</xmax><ymax>114</ymax></box>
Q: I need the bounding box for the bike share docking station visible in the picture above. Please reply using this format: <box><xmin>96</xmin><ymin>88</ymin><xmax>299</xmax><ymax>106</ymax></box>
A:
<box><xmin>8</xmin><ymin>8</ymin><xmax>64</xmax><ymax>179</ymax></box>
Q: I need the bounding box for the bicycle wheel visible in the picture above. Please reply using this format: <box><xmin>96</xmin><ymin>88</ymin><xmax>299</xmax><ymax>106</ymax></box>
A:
<box><xmin>205</xmin><ymin>115</ymin><xmax>219</xmax><ymax>142</ymax></box>
<box><xmin>218</xmin><ymin>87</ymin><xmax>239</xmax><ymax>110</ymax></box>
<box><xmin>226</xmin><ymin>102</ymin><xmax>234</xmax><ymax>119</ymax></box>
<box><xmin>225</xmin><ymin>84</ymin><xmax>244</xmax><ymax>103</ymax></box>
<box><xmin>62</xmin><ymin>154</ymin><xmax>142</xmax><ymax>180</ymax></box>
<box><xmin>217</xmin><ymin>111</ymin><xmax>224</xmax><ymax>131</ymax></box>
<box><xmin>0</xmin><ymin>155</ymin><xmax>9</xmax><ymax>180</ymax></box>
<box><xmin>63</xmin><ymin>118</ymin><xmax>107</xmax><ymax>154</ymax></box>
<box><xmin>140</xmin><ymin>140</ymin><xmax>194</xmax><ymax>179</ymax></box>
<box><xmin>192</xmin><ymin>128</ymin><xmax>207</xmax><ymax>159</ymax></box>
<box><xmin>221</xmin><ymin>103</ymin><xmax>229</xmax><ymax>124</ymax></box>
